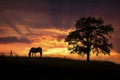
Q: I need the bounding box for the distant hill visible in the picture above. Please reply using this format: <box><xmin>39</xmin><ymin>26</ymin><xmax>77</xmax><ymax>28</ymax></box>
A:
<box><xmin>0</xmin><ymin>56</ymin><xmax>120</xmax><ymax>79</ymax></box>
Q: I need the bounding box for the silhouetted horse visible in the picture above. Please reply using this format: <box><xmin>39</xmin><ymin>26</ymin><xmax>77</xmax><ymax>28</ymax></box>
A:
<box><xmin>28</xmin><ymin>47</ymin><xmax>42</xmax><ymax>57</ymax></box>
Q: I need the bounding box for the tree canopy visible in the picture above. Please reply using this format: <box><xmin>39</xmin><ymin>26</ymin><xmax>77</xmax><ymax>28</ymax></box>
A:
<box><xmin>65</xmin><ymin>17</ymin><xmax>114</xmax><ymax>62</ymax></box>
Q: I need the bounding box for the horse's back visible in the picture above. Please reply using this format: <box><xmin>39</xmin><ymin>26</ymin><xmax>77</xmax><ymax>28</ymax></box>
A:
<box><xmin>37</xmin><ymin>47</ymin><xmax>42</xmax><ymax>50</ymax></box>
<box><xmin>30</xmin><ymin>47</ymin><xmax>37</xmax><ymax>53</ymax></box>
<box><xmin>30</xmin><ymin>47</ymin><xmax>42</xmax><ymax>52</ymax></box>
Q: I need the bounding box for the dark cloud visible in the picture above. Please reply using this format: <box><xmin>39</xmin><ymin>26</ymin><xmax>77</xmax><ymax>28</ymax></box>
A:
<box><xmin>1</xmin><ymin>0</ymin><xmax>120</xmax><ymax>29</ymax></box>
<box><xmin>56</xmin><ymin>35</ymin><xmax>66</xmax><ymax>41</ymax></box>
<box><xmin>0</xmin><ymin>0</ymin><xmax>120</xmax><ymax>15</ymax></box>
<box><xmin>0</xmin><ymin>10</ymin><xmax>26</xmax><ymax>37</ymax></box>
<box><xmin>112</xmin><ymin>29</ymin><xmax>120</xmax><ymax>53</ymax></box>
<box><xmin>0</xmin><ymin>0</ymin><xmax>49</xmax><ymax>13</ymax></box>
<box><xmin>0</xmin><ymin>37</ymin><xmax>31</xmax><ymax>44</ymax></box>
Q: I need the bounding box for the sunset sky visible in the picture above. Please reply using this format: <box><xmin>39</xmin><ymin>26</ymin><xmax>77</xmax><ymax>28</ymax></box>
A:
<box><xmin>0</xmin><ymin>0</ymin><xmax>120</xmax><ymax>64</ymax></box>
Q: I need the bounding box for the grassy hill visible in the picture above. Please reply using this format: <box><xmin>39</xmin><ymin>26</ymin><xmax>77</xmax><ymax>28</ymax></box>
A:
<box><xmin>0</xmin><ymin>56</ymin><xmax>120</xmax><ymax>79</ymax></box>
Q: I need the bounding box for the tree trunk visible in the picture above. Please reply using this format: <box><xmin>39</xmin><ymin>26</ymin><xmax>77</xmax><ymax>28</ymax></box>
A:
<box><xmin>87</xmin><ymin>51</ymin><xmax>90</xmax><ymax>62</ymax></box>
<box><xmin>86</xmin><ymin>32</ymin><xmax>90</xmax><ymax>62</ymax></box>
<box><xmin>86</xmin><ymin>42</ymin><xmax>90</xmax><ymax>62</ymax></box>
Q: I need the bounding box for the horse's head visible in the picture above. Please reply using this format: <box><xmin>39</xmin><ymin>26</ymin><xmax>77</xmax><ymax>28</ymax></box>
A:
<box><xmin>28</xmin><ymin>51</ymin><xmax>31</xmax><ymax>57</ymax></box>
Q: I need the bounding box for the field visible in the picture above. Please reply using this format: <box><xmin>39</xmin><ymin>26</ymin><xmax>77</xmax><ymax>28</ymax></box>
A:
<box><xmin>0</xmin><ymin>56</ymin><xmax>120</xmax><ymax>80</ymax></box>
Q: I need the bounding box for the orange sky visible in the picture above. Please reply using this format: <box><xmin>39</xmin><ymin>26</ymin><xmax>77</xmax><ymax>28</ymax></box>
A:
<box><xmin>0</xmin><ymin>26</ymin><xmax>120</xmax><ymax>64</ymax></box>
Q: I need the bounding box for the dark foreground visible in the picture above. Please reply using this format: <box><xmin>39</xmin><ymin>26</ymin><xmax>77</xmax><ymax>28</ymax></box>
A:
<box><xmin>0</xmin><ymin>56</ymin><xmax>120</xmax><ymax>80</ymax></box>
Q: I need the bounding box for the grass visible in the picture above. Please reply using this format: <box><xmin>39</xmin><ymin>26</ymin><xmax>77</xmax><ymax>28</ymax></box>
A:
<box><xmin>0</xmin><ymin>56</ymin><xmax>120</xmax><ymax>79</ymax></box>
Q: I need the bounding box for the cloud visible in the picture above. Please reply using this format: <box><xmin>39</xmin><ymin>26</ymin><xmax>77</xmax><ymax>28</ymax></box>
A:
<box><xmin>0</xmin><ymin>29</ymin><xmax>4</xmax><ymax>33</ymax></box>
<box><xmin>2</xmin><ymin>11</ymin><xmax>26</xmax><ymax>37</ymax></box>
<box><xmin>0</xmin><ymin>37</ymin><xmax>31</xmax><ymax>44</ymax></box>
<box><xmin>112</xmin><ymin>33</ymin><xmax>120</xmax><ymax>53</ymax></box>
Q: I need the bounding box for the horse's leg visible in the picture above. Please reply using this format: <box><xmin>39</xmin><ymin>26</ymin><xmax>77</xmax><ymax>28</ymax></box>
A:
<box><xmin>40</xmin><ymin>52</ymin><xmax>42</xmax><ymax>58</ymax></box>
<box><xmin>32</xmin><ymin>52</ymin><xmax>34</xmax><ymax>57</ymax></box>
<box><xmin>34</xmin><ymin>53</ymin><xmax>36</xmax><ymax>57</ymax></box>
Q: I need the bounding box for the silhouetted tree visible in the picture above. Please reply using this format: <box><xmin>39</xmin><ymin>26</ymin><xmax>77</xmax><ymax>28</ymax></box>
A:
<box><xmin>65</xmin><ymin>17</ymin><xmax>114</xmax><ymax>62</ymax></box>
